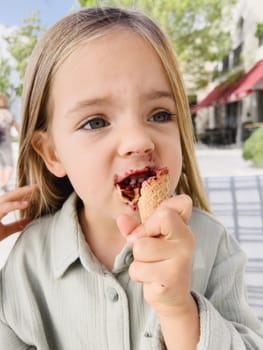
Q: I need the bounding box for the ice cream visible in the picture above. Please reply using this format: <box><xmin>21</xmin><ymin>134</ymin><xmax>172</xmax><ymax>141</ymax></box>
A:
<box><xmin>115</xmin><ymin>167</ymin><xmax>170</xmax><ymax>223</ymax></box>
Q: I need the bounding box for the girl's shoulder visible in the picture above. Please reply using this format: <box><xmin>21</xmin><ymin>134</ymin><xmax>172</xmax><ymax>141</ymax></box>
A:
<box><xmin>190</xmin><ymin>207</ymin><xmax>227</xmax><ymax>236</ymax></box>
<box><xmin>190</xmin><ymin>207</ymin><xmax>245</xmax><ymax>266</ymax></box>
<box><xmin>2</xmin><ymin>193</ymin><xmax>79</xmax><ymax>278</ymax></box>
<box><xmin>190</xmin><ymin>207</ymin><xmax>234</xmax><ymax>253</ymax></box>
<box><xmin>2</xmin><ymin>214</ymin><xmax>57</xmax><ymax>277</ymax></box>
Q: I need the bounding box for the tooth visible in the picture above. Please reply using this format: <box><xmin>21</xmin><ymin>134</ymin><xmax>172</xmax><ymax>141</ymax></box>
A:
<box><xmin>130</xmin><ymin>178</ymin><xmax>136</xmax><ymax>185</ymax></box>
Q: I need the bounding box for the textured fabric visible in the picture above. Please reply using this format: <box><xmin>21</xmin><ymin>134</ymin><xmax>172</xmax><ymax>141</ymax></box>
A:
<box><xmin>0</xmin><ymin>193</ymin><xmax>263</xmax><ymax>350</ymax></box>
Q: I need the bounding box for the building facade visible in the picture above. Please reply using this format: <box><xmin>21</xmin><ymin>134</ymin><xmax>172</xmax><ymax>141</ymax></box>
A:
<box><xmin>194</xmin><ymin>0</ymin><xmax>263</xmax><ymax>145</ymax></box>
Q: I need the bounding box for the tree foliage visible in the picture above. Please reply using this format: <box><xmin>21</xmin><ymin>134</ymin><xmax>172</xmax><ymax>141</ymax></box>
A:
<box><xmin>0</xmin><ymin>12</ymin><xmax>43</xmax><ymax>98</ymax></box>
<box><xmin>0</xmin><ymin>58</ymin><xmax>13</xmax><ymax>97</ymax></box>
<box><xmin>78</xmin><ymin>0</ymin><xmax>237</xmax><ymax>91</ymax></box>
<box><xmin>242</xmin><ymin>125</ymin><xmax>263</xmax><ymax>167</ymax></box>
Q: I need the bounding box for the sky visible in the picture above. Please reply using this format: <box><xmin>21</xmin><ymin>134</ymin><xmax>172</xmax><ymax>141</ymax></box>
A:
<box><xmin>0</xmin><ymin>0</ymin><xmax>80</xmax><ymax>28</ymax></box>
<box><xmin>0</xmin><ymin>0</ymin><xmax>81</xmax><ymax>117</ymax></box>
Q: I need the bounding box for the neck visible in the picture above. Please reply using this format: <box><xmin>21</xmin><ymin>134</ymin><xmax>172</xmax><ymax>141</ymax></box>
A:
<box><xmin>79</xmin><ymin>208</ymin><xmax>126</xmax><ymax>271</ymax></box>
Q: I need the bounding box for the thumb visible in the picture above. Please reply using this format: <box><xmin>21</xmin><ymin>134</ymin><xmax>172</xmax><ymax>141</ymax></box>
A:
<box><xmin>116</xmin><ymin>214</ymin><xmax>139</xmax><ymax>241</ymax></box>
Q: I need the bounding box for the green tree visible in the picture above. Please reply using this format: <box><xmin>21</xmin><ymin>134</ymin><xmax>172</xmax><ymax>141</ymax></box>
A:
<box><xmin>3</xmin><ymin>11</ymin><xmax>44</xmax><ymax>97</ymax></box>
<box><xmin>243</xmin><ymin>126</ymin><xmax>263</xmax><ymax>167</ymax></box>
<box><xmin>78</xmin><ymin>0</ymin><xmax>237</xmax><ymax>91</ymax></box>
<box><xmin>0</xmin><ymin>58</ymin><xmax>14</xmax><ymax>98</ymax></box>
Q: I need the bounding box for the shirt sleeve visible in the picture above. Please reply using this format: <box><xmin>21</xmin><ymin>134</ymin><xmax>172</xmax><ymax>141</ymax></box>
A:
<box><xmin>194</xmin><ymin>232</ymin><xmax>263</xmax><ymax>349</ymax></box>
<box><xmin>0</xmin><ymin>270</ymin><xmax>35</xmax><ymax>350</ymax></box>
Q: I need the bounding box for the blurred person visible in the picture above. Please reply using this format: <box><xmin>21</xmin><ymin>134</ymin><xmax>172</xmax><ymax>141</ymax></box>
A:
<box><xmin>0</xmin><ymin>93</ymin><xmax>20</xmax><ymax>192</ymax></box>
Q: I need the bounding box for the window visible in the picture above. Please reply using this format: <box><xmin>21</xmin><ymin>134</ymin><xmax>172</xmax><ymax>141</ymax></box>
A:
<box><xmin>256</xmin><ymin>23</ymin><xmax>263</xmax><ymax>47</ymax></box>
<box><xmin>233</xmin><ymin>44</ymin><xmax>243</xmax><ymax>67</ymax></box>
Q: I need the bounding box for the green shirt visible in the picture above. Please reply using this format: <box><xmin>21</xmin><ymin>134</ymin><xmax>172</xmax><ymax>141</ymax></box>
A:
<box><xmin>0</xmin><ymin>193</ymin><xmax>263</xmax><ymax>349</ymax></box>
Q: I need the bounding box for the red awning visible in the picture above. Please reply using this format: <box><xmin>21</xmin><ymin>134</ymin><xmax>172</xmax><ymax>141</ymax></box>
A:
<box><xmin>219</xmin><ymin>59</ymin><xmax>263</xmax><ymax>103</ymax></box>
<box><xmin>191</xmin><ymin>83</ymin><xmax>232</xmax><ymax>114</ymax></box>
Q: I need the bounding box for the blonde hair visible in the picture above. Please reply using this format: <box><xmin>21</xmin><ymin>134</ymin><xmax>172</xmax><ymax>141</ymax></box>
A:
<box><xmin>0</xmin><ymin>93</ymin><xmax>9</xmax><ymax>109</ymax></box>
<box><xmin>18</xmin><ymin>7</ymin><xmax>210</xmax><ymax>219</ymax></box>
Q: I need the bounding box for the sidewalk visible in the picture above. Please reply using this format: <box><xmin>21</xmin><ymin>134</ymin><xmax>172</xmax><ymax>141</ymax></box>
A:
<box><xmin>195</xmin><ymin>145</ymin><xmax>263</xmax><ymax>320</ymax></box>
<box><xmin>196</xmin><ymin>145</ymin><xmax>263</xmax><ymax>177</ymax></box>
<box><xmin>203</xmin><ymin>174</ymin><xmax>263</xmax><ymax>321</ymax></box>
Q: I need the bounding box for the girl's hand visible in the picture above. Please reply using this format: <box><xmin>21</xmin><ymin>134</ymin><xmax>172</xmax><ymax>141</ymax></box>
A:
<box><xmin>0</xmin><ymin>185</ymin><xmax>38</xmax><ymax>241</ymax></box>
<box><xmin>117</xmin><ymin>194</ymin><xmax>195</xmax><ymax>319</ymax></box>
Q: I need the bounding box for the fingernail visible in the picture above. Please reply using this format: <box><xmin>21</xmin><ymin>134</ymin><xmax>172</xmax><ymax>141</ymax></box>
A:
<box><xmin>127</xmin><ymin>234</ymin><xmax>138</xmax><ymax>245</ymax></box>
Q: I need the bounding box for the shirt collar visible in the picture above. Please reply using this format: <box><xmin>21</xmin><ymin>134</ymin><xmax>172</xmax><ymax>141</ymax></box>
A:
<box><xmin>51</xmin><ymin>193</ymin><xmax>133</xmax><ymax>278</ymax></box>
<box><xmin>51</xmin><ymin>193</ymin><xmax>81</xmax><ymax>279</ymax></box>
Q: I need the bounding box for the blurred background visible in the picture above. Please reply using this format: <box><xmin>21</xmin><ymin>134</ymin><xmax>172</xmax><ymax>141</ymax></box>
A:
<box><xmin>0</xmin><ymin>0</ymin><xmax>262</xmax><ymax>321</ymax></box>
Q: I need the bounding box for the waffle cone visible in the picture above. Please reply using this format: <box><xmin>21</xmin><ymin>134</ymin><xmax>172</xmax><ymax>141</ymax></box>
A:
<box><xmin>138</xmin><ymin>170</ymin><xmax>170</xmax><ymax>223</ymax></box>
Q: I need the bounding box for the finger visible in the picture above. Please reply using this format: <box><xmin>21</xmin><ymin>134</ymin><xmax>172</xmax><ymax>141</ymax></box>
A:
<box><xmin>0</xmin><ymin>184</ymin><xmax>38</xmax><ymax>204</ymax></box>
<box><xmin>118</xmin><ymin>195</ymin><xmax>192</xmax><ymax>244</ymax></box>
<box><xmin>129</xmin><ymin>254</ymin><xmax>193</xmax><ymax>286</ymax></box>
<box><xmin>116</xmin><ymin>214</ymin><xmax>140</xmax><ymax>238</ymax></box>
<box><xmin>127</xmin><ymin>195</ymin><xmax>193</xmax><ymax>243</ymax></box>
<box><xmin>132</xmin><ymin>236</ymin><xmax>179</xmax><ymax>262</ymax></box>
<box><xmin>129</xmin><ymin>259</ymin><xmax>174</xmax><ymax>284</ymax></box>
<box><xmin>0</xmin><ymin>200</ymin><xmax>30</xmax><ymax>219</ymax></box>
<box><xmin>4</xmin><ymin>218</ymin><xmax>32</xmax><ymax>232</ymax></box>
<box><xmin>0</xmin><ymin>218</ymin><xmax>31</xmax><ymax>240</ymax></box>
<box><xmin>160</xmin><ymin>194</ymin><xmax>192</xmax><ymax>224</ymax></box>
<box><xmin>0</xmin><ymin>184</ymin><xmax>38</xmax><ymax>219</ymax></box>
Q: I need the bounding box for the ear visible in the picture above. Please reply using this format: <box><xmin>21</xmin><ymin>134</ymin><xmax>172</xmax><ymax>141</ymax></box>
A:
<box><xmin>31</xmin><ymin>131</ymin><xmax>67</xmax><ymax>178</ymax></box>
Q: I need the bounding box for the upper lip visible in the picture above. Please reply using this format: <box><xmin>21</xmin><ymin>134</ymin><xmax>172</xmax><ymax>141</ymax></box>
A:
<box><xmin>114</xmin><ymin>166</ymin><xmax>158</xmax><ymax>185</ymax></box>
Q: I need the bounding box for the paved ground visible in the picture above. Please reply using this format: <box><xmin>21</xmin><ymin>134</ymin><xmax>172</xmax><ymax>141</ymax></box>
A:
<box><xmin>197</xmin><ymin>145</ymin><xmax>263</xmax><ymax>321</ymax></box>
<box><xmin>203</xmin><ymin>174</ymin><xmax>263</xmax><ymax>320</ymax></box>
<box><xmin>0</xmin><ymin>143</ymin><xmax>263</xmax><ymax>321</ymax></box>
<box><xmin>196</xmin><ymin>145</ymin><xmax>263</xmax><ymax>177</ymax></box>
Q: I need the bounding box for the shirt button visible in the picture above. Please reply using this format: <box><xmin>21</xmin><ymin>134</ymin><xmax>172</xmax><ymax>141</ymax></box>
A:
<box><xmin>144</xmin><ymin>331</ymin><xmax>153</xmax><ymax>338</ymax></box>
<box><xmin>124</xmin><ymin>252</ymin><xmax>133</xmax><ymax>266</ymax></box>
<box><xmin>107</xmin><ymin>287</ymin><xmax>119</xmax><ymax>302</ymax></box>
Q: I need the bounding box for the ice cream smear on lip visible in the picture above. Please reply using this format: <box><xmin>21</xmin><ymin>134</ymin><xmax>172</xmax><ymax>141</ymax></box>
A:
<box><xmin>115</xmin><ymin>167</ymin><xmax>170</xmax><ymax>222</ymax></box>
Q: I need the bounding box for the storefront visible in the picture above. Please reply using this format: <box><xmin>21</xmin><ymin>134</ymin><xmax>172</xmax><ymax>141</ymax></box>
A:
<box><xmin>193</xmin><ymin>59</ymin><xmax>263</xmax><ymax>145</ymax></box>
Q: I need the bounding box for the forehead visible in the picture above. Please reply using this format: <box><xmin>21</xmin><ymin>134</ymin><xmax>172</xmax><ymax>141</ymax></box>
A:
<box><xmin>54</xmin><ymin>29</ymin><xmax>170</xmax><ymax>89</ymax></box>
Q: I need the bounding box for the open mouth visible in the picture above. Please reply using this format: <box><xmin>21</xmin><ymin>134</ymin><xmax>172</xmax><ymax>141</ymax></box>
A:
<box><xmin>115</xmin><ymin>167</ymin><xmax>166</xmax><ymax>206</ymax></box>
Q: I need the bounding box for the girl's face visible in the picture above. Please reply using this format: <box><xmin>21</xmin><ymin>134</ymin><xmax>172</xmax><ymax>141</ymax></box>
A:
<box><xmin>38</xmin><ymin>29</ymin><xmax>182</xmax><ymax>224</ymax></box>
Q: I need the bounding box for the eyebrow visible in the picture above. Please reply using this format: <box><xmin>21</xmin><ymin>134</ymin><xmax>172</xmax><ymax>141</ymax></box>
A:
<box><xmin>66</xmin><ymin>97</ymin><xmax>111</xmax><ymax>116</ymax></box>
<box><xmin>142</xmin><ymin>90</ymin><xmax>174</xmax><ymax>101</ymax></box>
<box><xmin>66</xmin><ymin>90</ymin><xmax>174</xmax><ymax>116</ymax></box>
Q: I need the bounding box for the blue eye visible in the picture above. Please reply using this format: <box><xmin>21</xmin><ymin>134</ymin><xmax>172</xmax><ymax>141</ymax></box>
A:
<box><xmin>149</xmin><ymin>111</ymin><xmax>174</xmax><ymax>123</ymax></box>
<box><xmin>82</xmin><ymin>117</ymin><xmax>109</xmax><ymax>130</ymax></box>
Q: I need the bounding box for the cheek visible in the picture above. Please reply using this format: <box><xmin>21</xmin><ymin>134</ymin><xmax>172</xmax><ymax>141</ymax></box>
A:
<box><xmin>166</xmin><ymin>135</ymin><xmax>182</xmax><ymax>190</ymax></box>
<box><xmin>64</xmin><ymin>163</ymin><xmax>101</xmax><ymax>202</ymax></box>
<box><xmin>170</xmin><ymin>152</ymin><xmax>182</xmax><ymax>191</ymax></box>
<box><xmin>54</xmin><ymin>144</ymin><xmax>107</xmax><ymax>198</ymax></box>
<box><xmin>49</xmin><ymin>122</ymin><xmax>105</xmax><ymax>190</ymax></box>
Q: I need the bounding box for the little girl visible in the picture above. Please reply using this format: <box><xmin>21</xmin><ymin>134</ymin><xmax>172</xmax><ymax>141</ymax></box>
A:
<box><xmin>0</xmin><ymin>7</ymin><xmax>262</xmax><ymax>350</ymax></box>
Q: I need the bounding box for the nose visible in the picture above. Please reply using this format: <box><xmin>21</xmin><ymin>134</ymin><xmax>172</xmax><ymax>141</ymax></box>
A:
<box><xmin>117</xmin><ymin>125</ymin><xmax>155</xmax><ymax>158</ymax></box>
